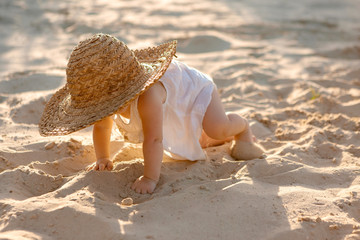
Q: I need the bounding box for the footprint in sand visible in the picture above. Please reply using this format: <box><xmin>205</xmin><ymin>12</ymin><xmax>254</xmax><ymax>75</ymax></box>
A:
<box><xmin>0</xmin><ymin>72</ymin><xmax>64</xmax><ymax>94</ymax></box>
<box><xmin>0</xmin><ymin>166</ymin><xmax>64</xmax><ymax>200</ymax></box>
<box><xmin>317</xmin><ymin>46</ymin><xmax>360</xmax><ymax>60</ymax></box>
<box><xmin>177</xmin><ymin>35</ymin><xmax>231</xmax><ymax>54</ymax></box>
<box><xmin>10</xmin><ymin>96</ymin><xmax>48</xmax><ymax>125</ymax></box>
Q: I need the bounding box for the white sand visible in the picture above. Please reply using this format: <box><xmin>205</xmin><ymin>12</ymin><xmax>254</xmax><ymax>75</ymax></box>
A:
<box><xmin>0</xmin><ymin>0</ymin><xmax>360</xmax><ymax>239</ymax></box>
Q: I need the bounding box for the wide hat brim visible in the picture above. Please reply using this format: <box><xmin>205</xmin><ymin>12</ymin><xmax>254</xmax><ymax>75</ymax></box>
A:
<box><xmin>39</xmin><ymin>40</ymin><xmax>177</xmax><ymax>136</ymax></box>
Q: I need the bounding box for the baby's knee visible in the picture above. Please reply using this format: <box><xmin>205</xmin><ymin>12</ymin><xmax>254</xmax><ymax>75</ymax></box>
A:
<box><xmin>204</xmin><ymin>125</ymin><xmax>229</xmax><ymax>140</ymax></box>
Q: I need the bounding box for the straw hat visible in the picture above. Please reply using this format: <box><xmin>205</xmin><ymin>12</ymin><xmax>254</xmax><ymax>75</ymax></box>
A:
<box><xmin>39</xmin><ymin>33</ymin><xmax>177</xmax><ymax>136</ymax></box>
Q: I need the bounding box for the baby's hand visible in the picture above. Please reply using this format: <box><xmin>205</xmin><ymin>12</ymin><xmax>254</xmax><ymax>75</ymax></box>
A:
<box><xmin>131</xmin><ymin>176</ymin><xmax>158</xmax><ymax>194</ymax></box>
<box><xmin>88</xmin><ymin>158</ymin><xmax>113</xmax><ymax>171</ymax></box>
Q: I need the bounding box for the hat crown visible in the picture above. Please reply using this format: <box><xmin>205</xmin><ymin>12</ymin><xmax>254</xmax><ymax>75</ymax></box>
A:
<box><xmin>66</xmin><ymin>34</ymin><xmax>147</xmax><ymax>108</ymax></box>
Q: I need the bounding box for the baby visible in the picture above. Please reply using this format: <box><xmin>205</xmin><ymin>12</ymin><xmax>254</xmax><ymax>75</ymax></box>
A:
<box><xmin>39</xmin><ymin>33</ymin><xmax>264</xmax><ymax>194</ymax></box>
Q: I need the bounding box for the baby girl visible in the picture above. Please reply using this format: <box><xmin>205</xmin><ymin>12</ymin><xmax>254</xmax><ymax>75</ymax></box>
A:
<box><xmin>39</xmin><ymin>33</ymin><xmax>264</xmax><ymax>194</ymax></box>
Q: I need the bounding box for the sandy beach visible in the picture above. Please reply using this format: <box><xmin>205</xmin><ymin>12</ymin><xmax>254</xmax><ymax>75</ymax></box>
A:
<box><xmin>0</xmin><ymin>0</ymin><xmax>360</xmax><ymax>239</ymax></box>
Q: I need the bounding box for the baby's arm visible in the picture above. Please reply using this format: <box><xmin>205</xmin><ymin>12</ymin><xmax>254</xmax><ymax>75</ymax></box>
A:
<box><xmin>131</xmin><ymin>84</ymin><xmax>164</xmax><ymax>194</ymax></box>
<box><xmin>92</xmin><ymin>116</ymin><xmax>114</xmax><ymax>171</ymax></box>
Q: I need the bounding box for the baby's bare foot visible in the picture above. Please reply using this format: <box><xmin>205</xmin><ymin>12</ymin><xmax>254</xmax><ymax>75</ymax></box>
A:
<box><xmin>234</xmin><ymin>119</ymin><xmax>253</xmax><ymax>143</ymax></box>
<box><xmin>230</xmin><ymin>141</ymin><xmax>265</xmax><ymax>160</ymax></box>
<box><xmin>231</xmin><ymin>121</ymin><xmax>264</xmax><ymax>160</ymax></box>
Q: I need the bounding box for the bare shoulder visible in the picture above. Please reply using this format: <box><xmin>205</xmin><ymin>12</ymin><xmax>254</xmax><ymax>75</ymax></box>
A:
<box><xmin>138</xmin><ymin>82</ymin><xmax>165</xmax><ymax>120</ymax></box>
<box><xmin>138</xmin><ymin>82</ymin><xmax>166</xmax><ymax>110</ymax></box>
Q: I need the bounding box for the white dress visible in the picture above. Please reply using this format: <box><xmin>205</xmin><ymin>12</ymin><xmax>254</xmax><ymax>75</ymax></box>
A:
<box><xmin>114</xmin><ymin>60</ymin><xmax>215</xmax><ymax>160</ymax></box>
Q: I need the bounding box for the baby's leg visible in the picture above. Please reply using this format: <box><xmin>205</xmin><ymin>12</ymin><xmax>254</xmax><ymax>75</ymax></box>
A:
<box><xmin>202</xmin><ymin>87</ymin><xmax>250</xmax><ymax>141</ymax></box>
<box><xmin>199</xmin><ymin>130</ymin><xmax>233</xmax><ymax>148</ymax></box>
<box><xmin>202</xmin><ymin>88</ymin><xmax>264</xmax><ymax>160</ymax></box>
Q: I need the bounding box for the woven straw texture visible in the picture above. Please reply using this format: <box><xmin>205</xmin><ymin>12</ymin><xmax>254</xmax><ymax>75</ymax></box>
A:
<box><xmin>39</xmin><ymin>33</ymin><xmax>177</xmax><ymax>136</ymax></box>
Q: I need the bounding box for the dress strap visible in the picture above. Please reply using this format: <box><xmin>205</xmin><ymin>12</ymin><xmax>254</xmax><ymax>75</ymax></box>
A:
<box><xmin>114</xmin><ymin>97</ymin><xmax>144</xmax><ymax>143</ymax></box>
